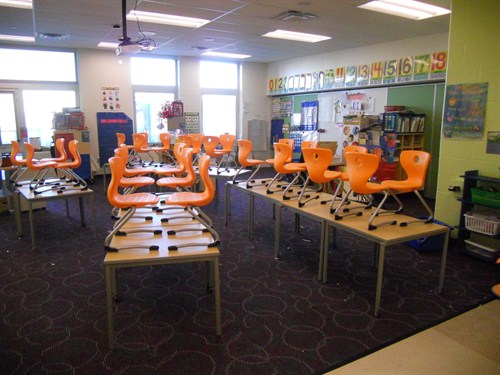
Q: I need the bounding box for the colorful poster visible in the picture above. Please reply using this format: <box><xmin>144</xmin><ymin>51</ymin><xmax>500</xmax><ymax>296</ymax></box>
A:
<box><xmin>101</xmin><ymin>86</ymin><xmax>121</xmax><ymax>111</ymax></box>
<box><xmin>345</xmin><ymin>65</ymin><xmax>357</xmax><ymax>87</ymax></box>
<box><xmin>397</xmin><ymin>56</ymin><xmax>413</xmax><ymax>82</ymax></box>
<box><xmin>430</xmin><ymin>51</ymin><xmax>447</xmax><ymax>79</ymax></box>
<box><xmin>443</xmin><ymin>82</ymin><xmax>488</xmax><ymax>139</ymax></box>
<box><xmin>486</xmin><ymin>132</ymin><xmax>500</xmax><ymax>155</ymax></box>
<box><xmin>324</xmin><ymin>69</ymin><xmax>335</xmax><ymax>89</ymax></box>
<box><xmin>370</xmin><ymin>61</ymin><xmax>383</xmax><ymax>85</ymax></box>
<box><xmin>413</xmin><ymin>54</ymin><xmax>431</xmax><ymax>81</ymax></box>
<box><xmin>383</xmin><ymin>60</ymin><xmax>397</xmax><ymax>84</ymax></box>
<box><xmin>334</xmin><ymin>67</ymin><xmax>345</xmax><ymax>88</ymax></box>
<box><xmin>357</xmin><ymin>64</ymin><xmax>370</xmax><ymax>86</ymax></box>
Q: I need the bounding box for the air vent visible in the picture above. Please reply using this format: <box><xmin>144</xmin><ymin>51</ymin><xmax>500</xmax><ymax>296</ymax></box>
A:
<box><xmin>273</xmin><ymin>10</ymin><xmax>317</xmax><ymax>21</ymax></box>
<box><xmin>37</xmin><ymin>32</ymin><xmax>69</xmax><ymax>40</ymax></box>
<box><xmin>191</xmin><ymin>46</ymin><xmax>208</xmax><ymax>51</ymax></box>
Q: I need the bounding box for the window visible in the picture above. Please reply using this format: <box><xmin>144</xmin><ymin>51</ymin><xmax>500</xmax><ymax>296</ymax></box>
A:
<box><xmin>131</xmin><ymin>57</ymin><xmax>177</xmax><ymax>142</ymax></box>
<box><xmin>200</xmin><ymin>61</ymin><xmax>239</xmax><ymax>135</ymax></box>
<box><xmin>0</xmin><ymin>48</ymin><xmax>76</xmax><ymax>82</ymax></box>
<box><xmin>0</xmin><ymin>92</ymin><xmax>17</xmax><ymax>145</ymax></box>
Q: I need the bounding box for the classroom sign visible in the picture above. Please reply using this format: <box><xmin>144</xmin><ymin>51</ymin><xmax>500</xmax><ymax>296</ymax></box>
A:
<box><xmin>268</xmin><ymin>50</ymin><xmax>447</xmax><ymax>95</ymax></box>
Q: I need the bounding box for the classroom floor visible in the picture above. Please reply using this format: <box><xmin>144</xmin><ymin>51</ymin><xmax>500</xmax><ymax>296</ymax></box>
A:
<box><xmin>327</xmin><ymin>298</ymin><xmax>500</xmax><ymax>375</ymax></box>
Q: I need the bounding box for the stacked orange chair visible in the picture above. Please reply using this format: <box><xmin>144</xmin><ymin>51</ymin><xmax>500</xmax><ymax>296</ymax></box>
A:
<box><xmin>189</xmin><ymin>133</ymin><xmax>204</xmax><ymax>164</ymax></box>
<box><xmin>10</xmin><ymin>140</ymin><xmax>30</xmax><ymax>185</ymax></box>
<box><xmin>215</xmin><ymin>134</ymin><xmax>236</xmax><ymax>173</ymax></box>
<box><xmin>299</xmin><ymin>147</ymin><xmax>342</xmax><ymax>208</ymax></box>
<box><xmin>154</xmin><ymin>142</ymin><xmax>186</xmax><ymax>177</ymax></box>
<box><xmin>156</xmin><ymin>147</ymin><xmax>197</xmax><ymax>192</ymax></box>
<box><xmin>202</xmin><ymin>135</ymin><xmax>220</xmax><ymax>170</ymax></box>
<box><xmin>232</xmin><ymin>139</ymin><xmax>269</xmax><ymax>188</ymax></box>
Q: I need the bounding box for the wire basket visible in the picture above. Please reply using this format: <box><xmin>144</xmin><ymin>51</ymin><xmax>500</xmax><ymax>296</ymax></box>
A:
<box><xmin>464</xmin><ymin>212</ymin><xmax>500</xmax><ymax>236</ymax></box>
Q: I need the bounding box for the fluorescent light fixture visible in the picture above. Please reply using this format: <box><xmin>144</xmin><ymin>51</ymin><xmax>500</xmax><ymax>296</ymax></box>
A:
<box><xmin>201</xmin><ymin>51</ymin><xmax>251</xmax><ymax>59</ymax></box>
<box><xmin>358</xmin><ymin>0</ymin><xmax>450</xmax><ymax>20</ymax></box>
<box><xmin>0</xmin><ymin>0</ymin><xmax>32</xmax><ymax>9</ymax></box>
<box><xmin>98</xmin><ymin>42</ymin><xmax>119</xmax><ymax>49</ymax></box>
<box><xmin>127</xmin><ymin>11</ymin><xmax>209</xmax><ymax>28</ymax></box>
<box><xmin>262</xmin><ymin>30</ymin><xmax>331</xmax><ymax>43</ymax></box>
<box><xmin>0</xmin><ymin>34</ymin><xmax>34</xmax><ymax>42</ymax></box>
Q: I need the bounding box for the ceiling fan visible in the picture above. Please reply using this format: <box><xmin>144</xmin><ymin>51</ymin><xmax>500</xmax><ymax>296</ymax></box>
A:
<box><xmin>116</xmin><ymin>0</ymin><xmax>156</xmax><ymax>55</ymax></box>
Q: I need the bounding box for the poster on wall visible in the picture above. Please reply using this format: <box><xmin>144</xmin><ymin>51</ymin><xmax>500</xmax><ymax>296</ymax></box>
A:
<box><xmin>101</xmin><ymin>86</ymin><xmax>121</xmax><ymax>111</ymax></box>
<box><xmin>443</xmin><ymin>82</ymin><xmax>488</xmax><ymax>139</ymax></box>
<box><xmin>486</xmin><ymin>132</ymin><xmax>500</xmax><ymax>155</ymax></box>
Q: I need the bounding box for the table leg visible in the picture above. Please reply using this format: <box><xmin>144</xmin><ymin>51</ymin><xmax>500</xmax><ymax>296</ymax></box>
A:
<box><xmin>318</xmin><ymin>221</ymin><xmax>325</xmax><ymax>281</ymax></box>
<box><xmin>90</xmin><ymin>193</ymin><xmax>96</xmax><ymax>237</ymax></box>
<box><xmin>106</xmin><ymin>266</ymin><xmax>115</xmax><ymax>349</ymax></box>
<box><xmin>65</xmin><ymin>198</ymin><xmax>70</xmax><ymax>217</ymax></box>
<box><xmin>28</xmin><ymin>201</ymin><xmax>35</xmax><ymax>250</ymax></box>
<box><xmin>374</xmin><ymin>243</ymin><xmax>386</xmax><ymax>317</ymax></box>
<box><xmin>438</xmin><ymin>229</ymin><xmax>450</xmax><ymax>293</ymax></box>
<box><xmin>295</xmin><ymin>212</ymin><xmax>300</xmax><ymax>234</ymax></box>
<box><xmin>213</xmin><ymin>256</ymin><xmax>222</xmax><ymax>336</ymax></box>
<box><xmin>224</xmin><ymin>183</ymin><xmax>230</xmax><ymax>225</ymax></box>
<box><xmin>249</xmin><ymin>194</ymin><xmax>254</xmax><ymax>239</ymax></box>
<box><xmin>322</xmin><ymin>221</ymin><xmax>330</xmax><ymax>283</ymax></box>
<box><xmin>274</xmin><ymin>204</ymin><xmax>281</xmax><ymax>259</ymax></box>
<box><xmin>14</xmin><ymin>190</ymin><xmax>23</xmax><ymax>238</ymax></box>
<box><xmin>79</xmin><ymin>196</ymin><xmax>86</xmax><ymax>227</ymax></box>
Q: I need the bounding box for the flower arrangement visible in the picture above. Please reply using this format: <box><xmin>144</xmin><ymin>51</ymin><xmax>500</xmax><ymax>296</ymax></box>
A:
<box><xmin>158</xmin><ymin>101</ymin><xmax>175</xmax><ymax>119</ymax></box>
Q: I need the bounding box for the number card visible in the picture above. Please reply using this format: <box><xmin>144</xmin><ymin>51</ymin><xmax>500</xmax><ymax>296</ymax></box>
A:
<box><xmin>413</xmin><ymin>54</ymin><xmax>430</xmax><ymax>81</ymax></box>
<box><xmin>334</xmin><ymin>67</ymin><xmax>345</xmax><ymax>88</ymax></box>
<box><xmin>287</xmin><ymin>76</ymin><xmax>294</xmax><ymax>91</ymax></box>
<box><xmin>324</xmin><ymin>69</ymin><xmax>335</xmax><ymax>89</ymax></box>
<box><xmin>318</xmin><ymin>71</ymin><xmax>325</xmax><ymax>90</ymax></box>
<box><xmin>370</xmin><ymin>61</ymin><xmax>383</xmax><ymax>85</ymax></box>
<box><xmin>268</xmin><ymin>79</ymin><xmax>276</xmax><ymax>93</ymax></box>
<box><xmin>345</xmin><ymin>65</ymin><xmax>357</xmax><ymax>87</ymax></box>
<box><xmin>397</xmin><ymin>56</ymin><xmax>413</xmax><ymax>82</ymax></box>
<box><xmin>383</xmin><ymin>59</ymin><xmax>397</xmax><ymax>84</ymax></box>
<box><xmin>431</xmin><ymin>51</ymin><xmax>447</xmax><ymax>79</ymax></box>
<box><xmin>357</xmin><ymin>64</ymin><xmax>370</xmax><ymax>86</ymax></box>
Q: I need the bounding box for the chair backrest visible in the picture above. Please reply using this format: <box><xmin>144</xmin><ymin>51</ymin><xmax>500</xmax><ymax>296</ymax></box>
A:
<box><xmin>23</xmin><ymin>142</ymin><xmax>40</xmax><ymax>169</ymax></box>
<box><xmin>301</xmin><ymin>140</ymin><xmax>318</xmax><ymax>150</ymax></box>
<box><xmin>237</xmin><ymin>139</ymin><xmax>253</xmax><ymax>166</ymax></box>
<box><xmin>114</xmin><ymin>146</ymin><xmax>129</xmax><ymax>163</ymax></box>
<box><xmin>272</xmin><ymin>142</ymin><xmax>293</xmax><ymax>174</ymax></box>
<box><xmin>53</xmin><ymin>138</ymin><xmax>67</xmax><ymax>161</ymax></box>
<box><xmin>107</xmin><ymin>156</ymin><xmax>128</xmax><ymax>208</ymax></box>
<box><xmin>65</xmin><ymin>140</ymin><xmax>82</xmax><ymax>168</ymax></box>
<box><xmin>303</xmin><ymin>147</ymin><xmax>334</xmax><ymax>183</ymax></box>
<box><xmin>177</xmin><ymin>135</ymin><xmax>192</xmax><ymax>147</ymax></box>
<box><xmin>202</xmin><ymin>135</ymin><xmax>220</xmax><ymax>157</ymax></box>
<box><xmin>345</xmin><ymin>152</ymin><xmax>380</xmax><ymax>195</ymax></box>
<box><xmin>159</xmin><ymin>133</ymin><xmax>171</xmax><ymax>148</ymax></box>
<box><xmin>10</xmin><ymin>140</ymin><xmax>25</xmax><ymax>166</ymax></box>
<box><xmin>343</xmin><ymin>145</ymin><xmax>368</xmax><ymax>158</ymax></box>
<box><xmin>172</xmin><ymin>142</ymin><xmax>185</xmax><ymax>165</ymax></box>
<box><xmin>194</xmin><ymin>154</ymin><xmax>215</xmax><ymax>206</ymax></box>
<box><xmin>278</xmin><ymin>138</ymin><xmax>294</xmax><ymax>162</ymax></box>
<box><xmin>116</xmin><ymin>132</ymin><xmax>127</xmax><ymax>148</ymax></box>
<box><xmin>180</xmin><ymin>146</ymin><xmax>196</xmax><ymax>184</ymax></box>
<box><xmin>132</xmin><ymin>133</ymin><xmax>148</xmax><ymax>152</ymax></box>
<box><xmin>399</xmin><ymin>150</ymin><xmax>431</xmax><ymax>187</ymax></box>
<box><xmin>190</xmin><ymin>133</ymin><xmax>204</xmax><ymax>153</ymax></box>
<box><xmin>219</xmin><ymin>134</ymin><xmax>235</xmax><ymax>151</ymax></box>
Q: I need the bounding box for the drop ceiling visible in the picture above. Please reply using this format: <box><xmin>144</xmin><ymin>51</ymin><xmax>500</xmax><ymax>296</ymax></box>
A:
<box><xmin>0</xmin><ymin>0</ymin><xmax>451</xmax><ymax>63</ymax></box>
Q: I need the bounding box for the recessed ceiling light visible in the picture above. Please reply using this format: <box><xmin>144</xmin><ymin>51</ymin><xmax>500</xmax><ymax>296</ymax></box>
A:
<box><xmin>0</xmin><ymin>34</ymin><xmax>34</xmax><ymax>42</ymax></box>
<box><xmin>262</xmin><ymin>29</ymin><xmax>330</xmax><ymax>43</ymax></box>
<box><xmin>201</xmin><ymin>51</ymin><xmax>251</xmax><ymax>59</ymax></box>
<box><xmin>98</xmin><ymin>42</ymin><xmax>119</xmax><ymax>49</ymax></box>
<box><xmin>358</xmin><ymin>0</ymin><xmax>450</xmax><ymax>20</ymax></box>
<box><xmin>127</xmin><ymin>11</ymin><xmax>209</xmax><ymax>28</ymax></box>
<box><xmin>0</xmin><ymin>0</ymin><xmax>32</xmax><ymax>9</ymax></box>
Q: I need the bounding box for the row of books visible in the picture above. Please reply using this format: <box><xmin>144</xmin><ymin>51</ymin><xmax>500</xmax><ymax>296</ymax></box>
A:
<box><xmin>383</xmin><ymin>113</ymin><xmax>425</xmax><ymax>133</ymax></box>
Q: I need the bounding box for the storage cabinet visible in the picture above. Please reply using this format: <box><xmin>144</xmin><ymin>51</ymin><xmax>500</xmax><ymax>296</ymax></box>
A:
<box><xmin>457</xmin><ymin>170</ymin><xmax>500</xmax><ymax>262</ymax></box>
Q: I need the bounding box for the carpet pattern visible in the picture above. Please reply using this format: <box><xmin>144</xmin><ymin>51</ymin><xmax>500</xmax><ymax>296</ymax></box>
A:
<box><xmin>0</xmin><ymin>175</ymin><xmax>498</xmax><ymax>374</ymax></box>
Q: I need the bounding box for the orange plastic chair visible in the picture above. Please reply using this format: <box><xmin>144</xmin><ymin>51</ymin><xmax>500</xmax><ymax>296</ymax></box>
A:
<box><xmin>156</xmin><ymin>147</ymin><xmax>197</xmax><ymax>192</ymax></box>
<box><xmin>105</xmin><ymin>156</ymin><xmax>161</xmax><ymax>252</ymax></box>
<box><xmin>329</xmin><ymin>145</ymin><xmax>369</xmax><ymax>214</ymax></box>
<box><xmin>147</xmin><ymin>133</ymin><xmax>175</xmax><ymax>165</ymax></box>
<box><xmin>10</xmin><ymin>140</ymin><xmax>30</xmax><ymax>184</ymax></box>
<box><xmin>161</xmin><ymin>154</ymin><xmax>220</xmax><ymax>250</ymax></box>
<box><xmin>215</xmin><ymin>134</ymin><xmax>236</xmax><ymax>173</ymax></box>
<box><xmin>266</xmin><ymin>138</ymin><xmax>294</xmax><ymax>166</ymax></box>
<box><xmin>189</xmin><ymin>133</ymin><xmax>204</xmax><ymax>164</ymax></box>
<box><xmin>232</xmin><ymin>139</ymin><xmax>269</xmax><ymax>188</ymax></box>
<box><xmin>132</xmin><ymin>132</ymin><xmax>157</xmax><ymax>166</ymax></box>
<box><xmin>117</xmin><ymin>132</ymin><xmax>133</xmax><ymax>153</ymax></box>
<box><xmin>334</xmin><ymin>152</ymin><xmax>398</xmax><ymax>230</ymax></box>
<box><xmin>299</xmin><ymin>147</ymin><xmax>342</xmax><ymax>208</ymax></box>
<box><xmin>115</xmin><ymin>147</ymin><xmax>154</xmax><ymax>177</ymax></box>
<box><xmin>23</xmin><ymin>142</ymin><xmax>58</xmax><ymax>194</ymax></box>
<box><xmin>154</xmin><ymin>142</ymin><xmax>186</xmax><ymax>177</ymax></box>
<box><xmin>177</xmin><ymin>134</ymin><xmax>192</xmax><ymax>147</ymax></box>
<box><xmin>114</xmin><ymin>147</ymin><xmax>155</xmax><ymax>195</ymax></box>
<box><xmin>381</xmin><ymin>150</ymin><xmax>433</xmax><ymax>226</ymax></box>
<box><xmin>202</xmin><ymin>135</ymin><xmax>220</xmax><ymax>170</ymax></box>
<box><xmin>266</xmin><ymin>142</ymin><xmax>307</xmax><ymax>199</ymax></box>
<box><xmin>53</xmin><ymin>140</ymin><xmax>88</xmax><ymax>192</ymax></box>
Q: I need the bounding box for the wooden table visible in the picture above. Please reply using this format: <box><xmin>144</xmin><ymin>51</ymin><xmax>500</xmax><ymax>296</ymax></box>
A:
<box><xmin>14</xmin><ymin>185</ymin><xmax>95</xmax><ymax>250</ymax></box>
<box><xmin>104</xmin><ymin>224</ymin><xmax>221</xmax><ymax>349</ymax></box>
<box><xmin>226</xmin><ymin>181</ymin><xmax>449</xmax><ymax>316</ymax></box>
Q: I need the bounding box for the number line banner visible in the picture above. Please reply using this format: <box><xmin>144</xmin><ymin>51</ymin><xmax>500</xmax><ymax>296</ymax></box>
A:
<box><xmin>268</xmin><ymin>50</ymin><xmax>447</xmax><ymax>95</ymax></box>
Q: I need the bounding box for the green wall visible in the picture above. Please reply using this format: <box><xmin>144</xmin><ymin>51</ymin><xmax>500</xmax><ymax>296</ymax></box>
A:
<box><xmin>387</xmin><ymin>83</ymin><xmax>444</xmax><ymax>198</ymax></box>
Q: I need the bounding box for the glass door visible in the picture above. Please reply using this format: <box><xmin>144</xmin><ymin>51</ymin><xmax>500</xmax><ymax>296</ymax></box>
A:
<box><xmin>0</xmin><ymin>90</ymin><xmax>24</xmax><ymax>146</ymax></box>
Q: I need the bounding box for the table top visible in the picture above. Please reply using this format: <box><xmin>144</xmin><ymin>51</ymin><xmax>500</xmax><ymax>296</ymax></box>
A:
<box><xmin>230</xmin><ymin>182</ymin><xmax>448</xmax><ymax>244</ymax></box>
<box><xmin>104</xmin><ymin>223</ymin><xmax>219</xmax><ymax>265</ymax></box>
<box><xmin>16</xmin><ymin>185</ymin><xmax>94</xmax><ymax>201</ymax></box>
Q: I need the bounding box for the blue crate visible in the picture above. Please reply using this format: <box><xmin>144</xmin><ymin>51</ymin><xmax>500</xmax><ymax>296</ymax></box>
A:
<box><xmin>406</xmin><ymin>218</ymin><xmax>453</xmax><ymax>252</ymax></box>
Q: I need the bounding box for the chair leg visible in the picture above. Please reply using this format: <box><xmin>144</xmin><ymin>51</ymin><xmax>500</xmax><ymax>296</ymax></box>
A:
<box><xmin>398</xmin><ymin>190</ymin><xmax>434</xmax><ymax>227</ymax></box>
<box><xmin>367</xmin><ymin>191</ymin><xmax>398</xmax><ymax>230</ymax></box>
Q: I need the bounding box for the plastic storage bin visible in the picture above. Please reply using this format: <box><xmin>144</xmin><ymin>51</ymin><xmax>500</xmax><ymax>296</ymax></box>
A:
<box><xmin>471</xmin><ymin>187</ymin><xmax>500</xmax><ymax>208</ymax></box>
<box><xmin>464</xmin><ymin>212</ymin><xmax>500</xmax><ymax>236</ymax></box>
<box><xmin>407</xmin><ymin>219</ymin><xmax>453</xmax><ymax>251</ymax></box>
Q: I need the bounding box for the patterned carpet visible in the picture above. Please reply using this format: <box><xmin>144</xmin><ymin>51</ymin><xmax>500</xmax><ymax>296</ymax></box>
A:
<box><xmin>0</xmin><ymin>173</ymin><xmax>498</xmax><ymax>374</ymax></box>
